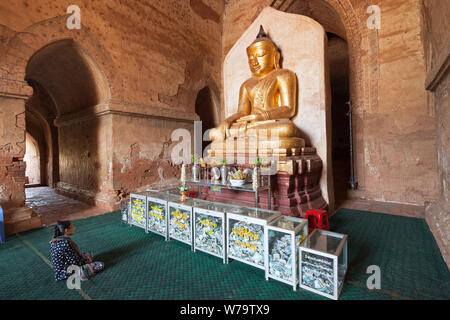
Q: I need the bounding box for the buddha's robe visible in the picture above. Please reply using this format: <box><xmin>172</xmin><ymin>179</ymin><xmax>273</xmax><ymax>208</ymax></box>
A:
<box><xmin>227</xmin><ymin>69</ymin><xmax>301</xmax><ymax>140</ymax></box>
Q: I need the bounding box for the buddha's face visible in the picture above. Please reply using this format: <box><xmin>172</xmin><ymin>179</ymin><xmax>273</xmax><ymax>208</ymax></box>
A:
<box><xmin>247</xmin><ymin>41</ymin><xmax>277</xmax><ymax>77</ymax></box>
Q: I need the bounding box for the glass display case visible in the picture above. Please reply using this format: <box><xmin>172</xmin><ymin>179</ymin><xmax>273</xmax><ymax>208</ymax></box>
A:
<box><xmin>299</xmin><ymin>229</ymin><xmax>348</xmax><ymax>300</ymax></box>
<box><xmin>167</xmin><ymin>194</ymin><xmax>195</xmax><ymax>249</ymax></box>
<box><xmin>120</xmin><ymin>200</ymin><xmax>129</xmax><ymax>224</ymax></box>
<box><xmin>226</xmin><ymin>206</ymin><xmax>281</xmax><ymax>269</ymax></box>
<box><xmin>146</xmin><ymin>190</ymin><xmax>169</xmax><ymax>240</ymax></box>
<box><xmin>265</xmin><ymin>216</ymin><xmax>308</xmax><ymax>291</ymax></box>
<box><xmin>129</xmin><ymin>192</ymin><xmax>148</xmax><ymax>230</ymax></box>
<box><xmin>184</xmin><ymin>163</ymin><xmax>275</xmax><ymax>209</ymax></box>
<box><xmin>193</xmin><ymin>201</ymin><xmax>237</xmax><ymax>263</ymax></box>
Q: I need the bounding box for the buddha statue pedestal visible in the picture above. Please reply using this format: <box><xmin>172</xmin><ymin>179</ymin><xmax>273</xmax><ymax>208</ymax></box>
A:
<box><xmin>209</xmin><ymin>135</ymin><xmax>306</xmax><ymax>159</ymax></box>
<box><xmin>201</xmin><ymin>148</ymin><xmax>328</xmax><ymax>217</ymax></box>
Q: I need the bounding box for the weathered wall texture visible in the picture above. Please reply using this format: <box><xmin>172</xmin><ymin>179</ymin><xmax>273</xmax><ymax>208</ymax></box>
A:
<box><xmin>0</xmin><ymin>0</ymin><xmax>224</xmax><ymax>225</ymax></box>
<box><xmin>0</xmin><ymin>96</ymin><xmax>28</xmax><ymax>208</ymax></box>
<box><xmin>422</xmin><ymin>0</ymin><xmax>450</xmax><ymax>70</ymax></box>
<box><xmin>111</xmin><ymin>114</ymin><xmax>194</xmax><ymax>197</ymax></box>
<box><xmin>223</xmin><ymin>0</ymin><xmax>438</xmax><ymax>206</ymax></box>
<box><xmin>422</xmin><ymin>0</ymin><xmax>450</xmax><ymax>267</ymax></box>
<box><xmin>56</xmin><ymin>116</ymin><xmax>113</xmax><ymax>207</ymax></box>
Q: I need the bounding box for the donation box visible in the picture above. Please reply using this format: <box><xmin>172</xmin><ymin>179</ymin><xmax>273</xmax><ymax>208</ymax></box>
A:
<box><xmin>146</xmin><ymin>190</ymin><xmax>169</xmax><ymax>240</ymax></box>
<box><xmin>129</xmin><ymin>192</ymin><xmax>148</xmax><ymax>230</ymax></box>
<box><xmin>193</xmin><ymin>201</ymin><xmax>236</xmax><ymax>263</ymax></box>
<box><xmin>226</xmin><ymin>206</ymin><xmax>280</xmax><ymax>269</ymax></box>
<box><xmin>299</xmin><ymin>229</ymin><xmax>348</xmax><ymax>300</ymax></box>
<box><xmin>265</xmin><ymin>216</ymin><xmax>308</xmax><ymax>290</ymax></box>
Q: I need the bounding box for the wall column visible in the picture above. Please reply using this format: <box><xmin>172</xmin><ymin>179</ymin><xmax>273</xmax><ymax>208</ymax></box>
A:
<box><xmin>424</xmin><ymin>42</ymin><xmax>450</xmax><ymax>268</ymax></box>
<box><xmin>0</xmin><ymin>78</ymin><xmax>42</xmax><ymax>234</ymax></box>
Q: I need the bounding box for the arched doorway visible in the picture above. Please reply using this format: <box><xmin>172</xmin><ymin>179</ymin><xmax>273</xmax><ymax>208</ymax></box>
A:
<box><xmin>25</xmin><ymin>85</ymin><xmax>55</xmax><ymax>188</ymax></box>
<box><xmin>24</xmin><ymin>132</ymin><xmax>41</xmax><ymax>186</ymax></box>
<box><xmin>327</xmin><ymin>33</ymin><xmax>351</xmax><ymax>207</ymax></box>
<box><xmin>284</xmin><ymin>0</ymin><xmax>353</xmax><ymax>208</ymax></box>
<box><xmin>195</xmin><ymin>86</ymin><xmax>219</xmax><ymax>156</ymax></box>
<box><xmin>24</xmin><ymin>39</ymin><xmax>109</xmax><ymax>224</ymax></box>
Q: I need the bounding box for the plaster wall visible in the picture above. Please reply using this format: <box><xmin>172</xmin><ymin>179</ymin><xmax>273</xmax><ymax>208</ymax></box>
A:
<box><xmin>0</xmin><ymin>97</ymin><xmax>27</xmax><ymax>209</ymax></box>
<box><xmin>111</xmin><ymin>113</ymin><xmax>194</xmax><ymax>198</ymax></box>
<box><xmin>55</xmin><ymin>116</ymin><xmax>113</xmax><ymax>209</ymax></box>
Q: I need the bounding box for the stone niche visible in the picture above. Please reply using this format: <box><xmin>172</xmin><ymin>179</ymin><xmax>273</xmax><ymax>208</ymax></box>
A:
<box><xmin>223</xmin><ymin>7</ymin><xmax>333</xmax><ymax>208</ymax></box>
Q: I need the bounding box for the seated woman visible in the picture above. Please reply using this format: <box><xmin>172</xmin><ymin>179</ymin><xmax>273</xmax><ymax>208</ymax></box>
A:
<box><xmin>49</xmin><ymin>220</ymin><xmax>104</xmax><ymax>281</ymax></box>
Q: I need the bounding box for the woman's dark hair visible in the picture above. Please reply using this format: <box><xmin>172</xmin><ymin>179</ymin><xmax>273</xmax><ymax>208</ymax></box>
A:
<box><xmin>54</xmin><ymin>220</ymin><xmax>72</xmax><ymax>237</ymax></box>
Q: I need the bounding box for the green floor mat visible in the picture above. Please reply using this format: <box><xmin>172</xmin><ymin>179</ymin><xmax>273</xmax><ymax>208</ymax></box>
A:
<box><xmin>0</xmin><ymin>234</ymin><xmax>81</xmax><ymax>300</ymax></box>
<box><xmin>1</xmin><ymin>208</ymin><xmax>449</xmax><ymax>300</ymax></box>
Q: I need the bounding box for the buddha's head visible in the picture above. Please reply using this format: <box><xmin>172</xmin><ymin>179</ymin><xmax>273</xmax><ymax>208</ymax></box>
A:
<box><xmin>246</xmin><ymin>26</ymin><xmax>281</xmax><ymax>77</ymax></box>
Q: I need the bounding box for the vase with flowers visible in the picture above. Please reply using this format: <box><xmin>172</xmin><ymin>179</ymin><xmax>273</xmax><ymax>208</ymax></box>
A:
<box><xmin>179</xmin><ymin>185</ymin><xmax>189</xmax><ymax>202</ymax></box>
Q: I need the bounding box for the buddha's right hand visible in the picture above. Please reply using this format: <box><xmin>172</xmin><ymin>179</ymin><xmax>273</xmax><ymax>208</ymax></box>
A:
<box><xmin>210</xmin><ymin>121</ymin><xmax>231</xmax><ymax>141</ymax></box>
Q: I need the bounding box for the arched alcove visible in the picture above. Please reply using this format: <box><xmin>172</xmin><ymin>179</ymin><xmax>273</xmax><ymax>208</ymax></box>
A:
<box><xmin>327</xmin><ymin>33</ymin><xmax>351</xmax><ymax>206</ymax></box>
<box><xmin>25</xmin><ymin>39</ymin><xmax>110</xmax><ymax>117</ymax></box>
<box><xmin>285</xmin><ymin>0</ymin><xmax>347</xmax><ymax>39</ymax></box>
<box><xmin>283</xmin><ymin>1</ymin><xmax>353</xmax><ymax>206</ymax></box>
<box><xmin>195</xmin><ymin>86</ymin><xmax>220</xmax><ymax>155</ymax></box>
<box><xmin>24</xmin><ymin>132</ymin><xmax>41</xmax><ymax>186</ymax></box>
<box><xmin>26</xmin><ymin>81</ymin><xmax>59</xmax><ymax>188</ymax></box>
<box><xmin>24</xmin><ymin>39</ymin><xmax>110</xmax><ymax>215</ymax></box>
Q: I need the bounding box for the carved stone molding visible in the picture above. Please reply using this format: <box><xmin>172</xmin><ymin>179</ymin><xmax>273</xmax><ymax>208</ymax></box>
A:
<box><xmin>0</xmin><ymin>78</ymin><xmax>33</xmax><ymax>100</ymax></box>
<box><xmin>54</xmin><ymin>100</ymin><xmax>200</xmax><ymax>127</ymax></box>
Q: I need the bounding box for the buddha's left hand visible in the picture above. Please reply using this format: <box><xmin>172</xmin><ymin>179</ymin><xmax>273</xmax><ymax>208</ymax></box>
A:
<box><xmin>236</xmin><ymin>113</ymin><xmax>263</xmax><ymax>122</ymax></box>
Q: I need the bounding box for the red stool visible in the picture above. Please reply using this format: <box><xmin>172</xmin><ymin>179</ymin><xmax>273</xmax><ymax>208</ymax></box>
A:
<box><xmin>305</xmin><ymin>210</ymin><xmax>317</xmax><ymax>233</ymax></box>
<box><xmin>187</xmin><ymin>190</ymin><xmax>198</xmax><ymax>198</ymax></box>
<box><xmin>306</xmin><ymin>209</ymin><xmax>329</xmax><ymax>233</ymax></box>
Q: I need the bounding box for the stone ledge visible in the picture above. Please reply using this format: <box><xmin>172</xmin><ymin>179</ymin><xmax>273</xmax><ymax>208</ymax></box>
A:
<box><xmin>54</xmin><ymin>100</ymin><xmax>199</xmax><ymax>127</ymax></box>
<box><xmin>0</xmin><ymin>77</ymin><xmax>33</xmax><ymax>99</ymax></box>
<box><xmin>4</xmin><ymin>206</ymin><xmax>42</xmax><ymax>235</ymax></box>
<box><xmin>54</xmin><ymin>182</ymin><xmax>118</xmax><ymax>211</ymax></box>
<box><xmin>109</xmin><ymin>100</ymin><xmax>199</xmax><ymax>122</ymax></box>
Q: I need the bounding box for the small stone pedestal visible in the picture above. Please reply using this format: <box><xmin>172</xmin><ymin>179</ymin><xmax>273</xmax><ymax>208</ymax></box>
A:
<box><xmin>202</xmin><ymin>152</ymin><xmax>328</xmax><ymax>217</ymax></box>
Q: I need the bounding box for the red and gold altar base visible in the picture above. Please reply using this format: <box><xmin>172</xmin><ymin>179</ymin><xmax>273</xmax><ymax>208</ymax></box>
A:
<box><xmin>201</xmin><ymin>152</ymin><xmax>328</xmax><ymax>217</ymax></box>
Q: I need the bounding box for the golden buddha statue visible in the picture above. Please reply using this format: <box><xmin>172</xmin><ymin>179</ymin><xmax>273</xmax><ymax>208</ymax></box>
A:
<box><xmin>209</xmin><ymin>26</ymin><xmax>305</xmax><ymax>158</ymax></box>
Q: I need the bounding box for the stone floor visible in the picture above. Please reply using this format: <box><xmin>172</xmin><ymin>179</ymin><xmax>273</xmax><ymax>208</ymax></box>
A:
<box><xmin>335</xmin><ymin>199</ymin><xmax>425</xmax><ymax>219</ymax></box>
<box><xmin>25</xmin><ymin>186</ymin><xmax>106</xmax><ymax>226</ymax></box>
